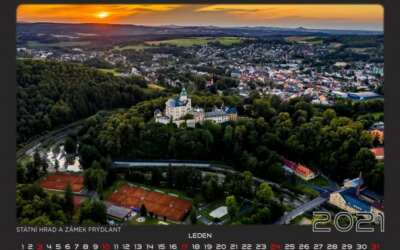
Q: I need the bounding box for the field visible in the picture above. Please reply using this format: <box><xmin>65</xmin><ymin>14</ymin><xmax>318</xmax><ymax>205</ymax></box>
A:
<box><xmin>113</xmin><ymin>44</ymin><xmax>151</xmax><ymax>51</ymax></box>
<box><xmin>113</xmin><ymin>37</ymin><xmax>243</xmax><ymax>50</ymax></box>
<box><xmin>26</xmin><ymin>41</ymin><xmax>91</xmax><ymax>48</ymax></box>
<box><xmin>97</xmin><ymin>68</ymin><xmax>120</xmax><ymax>76</ymax></box>
<box><xmin>146</xmin><ymin>36</ymin><xmax>243</xmax><ymax>47</ymax></box>
<box><xmin>40</xmin><ymin>172</ymin><xmax>84</xmax><ymax>192</ymax></box>
<box><xmin>215</xmin><ymin>37</ymin><xmax>243</xmax><ymax>46</ymax></box>
<box><xmin>285</xmin><ymin>36</ymin><xmax>323</xmax><ymax>45</ymax></box>
<box><xmin>147</xmin><ymin>83</ymin><xmax>165</xmax><ymax>91</ymax></box>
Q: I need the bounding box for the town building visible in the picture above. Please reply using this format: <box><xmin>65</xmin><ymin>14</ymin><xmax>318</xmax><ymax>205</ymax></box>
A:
<box><xmin>106</xmin><ymin>204</ymin><xmax>132</xmax><ymax>222</ymax></box>
<box><xmin>371</xmin><ymin>121</ymin><xmax>384</xmax><ymax>131</ymax></box>
<box><xmin>370</xmin><ymin>147</ymin><xmax>384</xmax><ymax>160</ymax></box>
<box><xmin>155</xmin><ymin>87</ymin><xmax>238</xmax><ymax>127</ymax></box>
<box><xmin>329</xmin><ymin>175</ymin><xmax>384</xmax><ymax>221</ymax></box>
<box><xmin>347</xmin><ymin>91</ymin><xmax>381</xmax><ymax>100</ymax></box>
<box><xmin>282</xmin><ymin>158</ymin><xmax>316</xmax><ymax>181</ymax></box>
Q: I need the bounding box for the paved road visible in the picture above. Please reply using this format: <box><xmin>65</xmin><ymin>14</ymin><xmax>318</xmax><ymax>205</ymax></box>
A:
<box><xmin>16</xmin><ymin>110</ymin><xmax>118</xmax><ymax>161</ymax></box>
<box><xmin>16</xmin><ymin>120</ymin><xmax>84</xmax><ymax>160</ymax></box>
<box><xmin>275</xmin><ymin>196</ymin><xmax>329</xmax><ymax>225</ymax></box>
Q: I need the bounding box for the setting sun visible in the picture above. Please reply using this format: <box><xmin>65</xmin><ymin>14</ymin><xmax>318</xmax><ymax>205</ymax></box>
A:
<box><xmin>96</xmin><ymin>11</ymin><xmax>110</xmax><ymax>19</ymax></box>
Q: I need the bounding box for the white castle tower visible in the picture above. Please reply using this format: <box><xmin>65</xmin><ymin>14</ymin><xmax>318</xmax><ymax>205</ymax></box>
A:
<box><xmin>165</xmin><ymin>87</ymin><xmax>192</xmax><ymax>120</ymax></box>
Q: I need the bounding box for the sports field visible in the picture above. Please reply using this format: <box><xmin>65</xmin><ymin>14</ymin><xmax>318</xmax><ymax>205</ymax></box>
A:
<box><xmin>40</xmin><ymin>172</ymin><xmax>84</xmax><ymax>192</ymax></box>
<box><xmin>107</xmin><ymin>185</ymin><xmax>192</xmax><ymax>221</ymax></box>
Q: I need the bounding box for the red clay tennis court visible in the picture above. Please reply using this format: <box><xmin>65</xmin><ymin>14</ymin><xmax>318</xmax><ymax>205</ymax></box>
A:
<box><xmin>107</xmin><ymin>185</ymin><xmax>192</xmax><ymax>222</ymax></box>
<box><xmin>40</xmin><ymin>172</ymin><xmax>84</xmax><ymax>192</ymax></box>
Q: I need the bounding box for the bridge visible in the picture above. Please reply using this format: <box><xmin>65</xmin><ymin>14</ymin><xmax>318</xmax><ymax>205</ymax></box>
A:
<box><xmin>275</xmin><ymin>196</ymin><xmax>328</xmax><ymax>224</ymax></box>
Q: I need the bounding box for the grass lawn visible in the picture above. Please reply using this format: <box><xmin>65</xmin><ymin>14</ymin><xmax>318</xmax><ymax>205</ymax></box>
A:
<box><xmin>148</xmin><ymin>83</ymin><xmax>165</xmax><ymax>91</ymax></box>
<box><xmin>27</xmin><ymin>41</ymin><xmax>91</xmax><ymax>48</ymax></box>
<box><xmin>285</xmin><ymin>36</ymin><xmax>323</xmax><ymax>45</ymax></box>
<box><xmin>115</xmin><ymin>37</ymin><xmax>244</xmax><ymax>50</ymax></box>
<box><xmin>308</xmin><ymin>175</ymin><xmax>330</xmax><ymax>187</ymax></box>
<box><xmin>97</xmin><ymin>68</ymin><xmax>120</xmax><ymax>76</ymax></box>
<box><xmin>146</xmin><ymin>37</ymin><xmax>210</xmax><ymax>47</ymax></box>
<box><xmin>215</xmin><ymin>37</ymin><xmax>242</xmax><ymax>46</ymax></box>
<box><xmin>44</xmin><ymin>189</ymin><xmax>66</xmax><ymax>197</ymax></box>
<box><xmin>128</xmin><ymin>216</ymin><xmax>160</xmax><ymax>225</ymax></box>
<box><xmin>283</xmin><ymin>182</ymin><xmax>319</xmax><ymax>199</ymax></box>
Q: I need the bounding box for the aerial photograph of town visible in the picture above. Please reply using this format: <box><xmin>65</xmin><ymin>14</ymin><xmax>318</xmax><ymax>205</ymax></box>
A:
<box><xmin>16</xmin><ymin>4</ymin><xmax>384</xmax><ymax>226</ymax></box>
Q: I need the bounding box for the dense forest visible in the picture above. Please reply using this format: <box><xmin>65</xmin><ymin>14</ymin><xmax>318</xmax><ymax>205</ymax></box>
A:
<box><xmin>75</xmin><ymin>94</ymin><xmax>384</xmax><ymax>192</ymax></box>
<box><xmin>17</xmin><ymin>183</ymin><xmax>107</xmax><ymax>225</ymax></box>
<box><xmin>17</xmin><ymin>60</ymin><xmax>158</xmax><ymax>146</ymax></box>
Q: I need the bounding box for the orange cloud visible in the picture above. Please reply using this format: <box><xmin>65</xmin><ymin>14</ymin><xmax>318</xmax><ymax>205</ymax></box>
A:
<box><xmin>17</xmin><ymin>4</ymin><xmax>182</xmax><ymax>23</ymax></box>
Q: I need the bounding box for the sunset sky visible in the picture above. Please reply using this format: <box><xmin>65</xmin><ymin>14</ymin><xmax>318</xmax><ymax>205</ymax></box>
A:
<box><xmin>17</xmin><ymin>4</ymin><xmax>383</xmax><ymax>31</ymax></box>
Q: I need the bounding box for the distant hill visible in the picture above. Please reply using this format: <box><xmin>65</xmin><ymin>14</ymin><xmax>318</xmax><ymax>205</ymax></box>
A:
<box><xmin>16</xmin><ymin>22</ymin><xmax>383</xmax><ymax>48</ymax></box>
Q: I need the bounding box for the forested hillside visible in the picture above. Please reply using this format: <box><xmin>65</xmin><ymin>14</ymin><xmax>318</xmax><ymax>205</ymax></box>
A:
<box><xmin>17</xmin><ymin>60</ymin><xmax>157</xmax><ymax>145</ymax></box>
<box><xmin>75</xmin><ymin>95</ymin><xmax>384</xmax><ymax>192</ymax></box>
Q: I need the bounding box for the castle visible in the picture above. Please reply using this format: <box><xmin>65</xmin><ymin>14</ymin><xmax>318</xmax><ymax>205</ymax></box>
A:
<box><xmin>154</xmin><ymin>87</ymin><xmax>238</xmax><ymax>127</ymax></box>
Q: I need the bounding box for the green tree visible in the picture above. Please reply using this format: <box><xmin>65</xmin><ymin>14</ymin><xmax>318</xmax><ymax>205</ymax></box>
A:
<box><xmin>151</xmin><ymin>168</ymin><xmax>162</xmax><ymax>186</ymax></box>
<box><xmin>64</xmin><ymin>183</ymin><xmax>74</xmax><ymax>219</ymax></box>
<box><xmin>83</xmin><ymin>166</ymin><xmax>107</xmax><ymax>194</ymax></box>
<box><xmin>256</xmin><ymin>183</ymin><xmax>274</xmax><ymax>204</ymax></box>
<box><xmin>190</xmin><ymin>209</ymin><xmax>198</xmax><ymax>224</ymax></box>
<box><xmin>140</xmin><ymin>204</ymin><xmax>148</xmax><ymax>217</ymax></box>
<box><xmin>54</xmin><ymin>160</ymin><xmax>60</xmax><ymax>172</ymax></box>
<box><xmin>64</xmin><ymin>136</ymin><xmax>77</xmax><ymax>154</ymax></box>
<box><xmin>352</xmin><ymin>148</ymin><xmax>377</xmax><ymax>175</ymax></box>
<box><xmin>225</xmin><ymin>195</ymin><xmax>239</xmax><ymax>219</ymax></box>
<box><xmin>242</xmin><ymin>171</ymin><xmax>254</xmax><ymax>198</ymax></box>
<box><xmin>17</xmin><ymin>162</ymin><xmax>26</xmax><ymax>183</ymax></box>
<box><xmin>79</xmin><ymin>200</ymin><xmax>107</xmax><ymax>224</ymax></box>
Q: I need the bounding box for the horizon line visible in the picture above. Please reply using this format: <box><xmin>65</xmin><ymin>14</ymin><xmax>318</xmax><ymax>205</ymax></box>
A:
<box><xmin>17</xmin><ymin>21</ymin><xmax>384</xmax><ymax>33</ymax></box>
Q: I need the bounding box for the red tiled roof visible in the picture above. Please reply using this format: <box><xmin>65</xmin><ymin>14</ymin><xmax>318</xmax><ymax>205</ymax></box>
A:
<box><xmin>370</xmin><ymin>147</ymin><xmax>384</xmax><ymax>158</ymax></box>
<box><xmin>283</xmin><ymin>158</ymin><xmax>314</xmax><ymax>178</ymax></box>
<box><xmin>296</xmin><ymin>164</ymin><xmax>313</xmax><ymax>176</ymax></box>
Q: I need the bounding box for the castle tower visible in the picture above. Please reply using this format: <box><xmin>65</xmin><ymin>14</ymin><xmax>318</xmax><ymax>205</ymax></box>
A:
<box><xmin>179</xmin><ymin>87</ymin><xmax>188</xmax><ymax>102</ymax></box>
